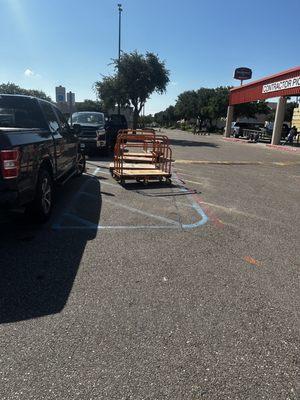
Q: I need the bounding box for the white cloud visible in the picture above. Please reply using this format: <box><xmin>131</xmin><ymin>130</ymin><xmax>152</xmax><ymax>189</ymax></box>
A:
<box><xmin>170</xmin><ymin>81</ymin><xmax>178</xmax><ymax>86</ymax></box>
<box><xmin>24</xmin><ymin>68</ymin><xmax>34</xmax><ymax>77</ymax></box>
<box><xmin>24</xmin><ymin>69</ymin><xmax>41</xmax><ymax>79</ymax></box>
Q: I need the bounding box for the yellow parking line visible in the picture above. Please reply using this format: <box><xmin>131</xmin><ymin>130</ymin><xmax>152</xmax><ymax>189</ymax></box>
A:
<box><xmin>175</xmin><ymin>160</ymin><xmax>300</xmax><ymax>166</ymax></box>
<box><xmin>184</xmin><ymin>179</ymin><xmax>205</xmax><ymax>186</ymax></box>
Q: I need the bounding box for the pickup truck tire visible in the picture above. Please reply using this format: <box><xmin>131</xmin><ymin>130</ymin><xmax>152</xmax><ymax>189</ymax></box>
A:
<box><xmin>26</xmin><ymin>168</ymin><xmax>53</xmax><ymax>223</ymax></box>
<box><xmin>76</xmin><ymin>152</ymin><xmax>86</xmax><ymax>176</ymax></box>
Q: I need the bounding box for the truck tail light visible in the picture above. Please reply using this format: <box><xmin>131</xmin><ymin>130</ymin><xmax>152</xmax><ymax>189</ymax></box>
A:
<box><xmin>0</xmin><ymin>149</ymin><xmax>21</xmax><ymax>179</ymax></box>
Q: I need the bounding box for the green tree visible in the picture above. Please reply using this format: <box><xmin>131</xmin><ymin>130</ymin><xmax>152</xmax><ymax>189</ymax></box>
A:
<box><xmin>159</xmin><ymin>86</ymin><xmax>272</xmax><ymax>131</ymax></box>
<box><xmin>139</xmin><ymin>114</ymin><xmax>154</xmax><ymax>127</ymax></box>
<box><xmin>164</xmin><ymin>105</ymin><xmax>177</xmax><ymax>126</ymax></box>
<box><xmin>154</xmin><ymin>110</ymin><xmax>168</xmax><ymax>126</ymax></box>
<box><xmin>0</xmin><ymin>82</ymin><xmax>51</xmax><ymax>101</ymax></box>
<box><xmin>205</xmin><ymin>86</ymin><xmax>230</xmax><ymax>123</ymax></box>
<box><xmin>234</xmin><ymin>101</ymin><xmax>270</xmax><ymax>119</ymax></box>
<box><xmin>95</xmin><ymin>76</ymin><xmax>121</xmax><ymax>110</ymax></box>
<box><xmin>154</xmin><ymin>105</ymin><xmax>181</xmax><ymax>127</ymax></box>
<box><xmin>196</xmin><ymin>88</ymin><xmax>215</xmax><ymax>126</ymax></box>
<box><xmin>175</xmin><ymin>90</ymin><xmax>198</xmax><ymax>120</ymax></box>
<box><xmin>95</xmin><ymin>51</ymin><xmax>170</xmax><ymax>129</ymax></box>
<box><xmin>76</xmin><ymin>99</ymin><xmax>104</xmax><ymax>112</ymax></box>
<box><xmin>175</xmin><ymin>88</ymin><xmax>228</xmax><ymax>128</ymax></box>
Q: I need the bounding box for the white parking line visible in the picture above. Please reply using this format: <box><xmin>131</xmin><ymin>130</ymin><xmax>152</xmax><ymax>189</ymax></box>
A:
<box><xmin>87</xmin><ymin>167</ymin><xmax>110</xmax><ymax>175</ymax></box>
<box><xmin>52</xmin><ymin>168</ymin><xmax>209</xmax><ymax>230</ymax></box>
<box><xmin>104</xmin><ymin>198</ymin><xmax>180</xmax><ymax>226</ymax></box>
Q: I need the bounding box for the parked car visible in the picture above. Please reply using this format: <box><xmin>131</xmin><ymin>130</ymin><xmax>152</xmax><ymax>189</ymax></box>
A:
<box><xmin>231</xmin><ymin>122</ymin><xmax>250</xmax><ymax>138</ymax></box>
<box><xmin>231</xmin><ymin>122</ymin><xmax>264</xmax><ymax>138</ymax></box>
<box><xmin>0</xmin><ymin>94</ymin><xmax>85</xmax><ymax>222</ymax></box>
<box><xmin>69</xmin><ymin>111</ymin><xmax>106</xmax><ymax>153</ymax></box>
<box><xmin>105</xmin><ymin>114</ymin><xmax>128</xmax><ymax>149</ymax></box>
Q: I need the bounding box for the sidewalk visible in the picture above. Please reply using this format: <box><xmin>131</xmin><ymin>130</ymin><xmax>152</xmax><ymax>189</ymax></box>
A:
<box><xmin>223</xmin><ymin>137</ymin><xmax>300</xmax><ymax>154</ymax></box>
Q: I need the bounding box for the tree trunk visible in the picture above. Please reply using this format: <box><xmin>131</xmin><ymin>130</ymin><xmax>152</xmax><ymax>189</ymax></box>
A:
<box><xmin>133</xmin><ymin>108</ymin><xmax>139</xmax><ymax>130</ymax></box>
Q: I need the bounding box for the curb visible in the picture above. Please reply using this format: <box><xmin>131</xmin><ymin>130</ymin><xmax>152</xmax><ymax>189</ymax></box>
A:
<box><xmin>266</xmin><ymin>144</ymin><xmax>300</xmax><ymax>154</ymax></box>
<box><xmin>223</xmin><ymin>138</ymin><xmax>300</xmax><ymax>154</ymax></box>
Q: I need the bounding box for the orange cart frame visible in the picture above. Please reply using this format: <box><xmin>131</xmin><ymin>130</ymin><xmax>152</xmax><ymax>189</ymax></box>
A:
<box><xmin>112</xmin><ymin>130</ymin><xmax>172</xmax><ymax>184</ymax></box>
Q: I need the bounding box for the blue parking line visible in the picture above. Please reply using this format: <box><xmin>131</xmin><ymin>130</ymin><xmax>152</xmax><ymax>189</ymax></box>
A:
<box><xmin>52</xmin><ymin>168</ymin><xmax>209</xmax><ymax>231</ymax></box>
<box><xmin>178</xmin><ymin>186</ymin><xmax>209</xmax><ymax>229</ymax></box>
<box><xmin>182</xmin><ymin>203</ymin><xmax>208</xmax><ymax>228</ymax></box>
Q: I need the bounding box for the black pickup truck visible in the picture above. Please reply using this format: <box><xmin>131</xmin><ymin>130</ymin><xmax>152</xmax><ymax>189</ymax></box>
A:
<box><xmin>69</xmin><ymin>111</ymin><xmax>128</xmax><ymax>152</ymax></box>
<box><xmin>70</xmin><ymin>111</ymin><xmax>107</xmax><ymax>153</ymax></box>
<box><xmin>105</xmin><ymin>114</ymin><xmax>128</xmax><ymax>149</ymax></box>
<box><xmin>0</xmin><ymin>94</ymin><xmax>85</xmax><ymax>222</ymax></box>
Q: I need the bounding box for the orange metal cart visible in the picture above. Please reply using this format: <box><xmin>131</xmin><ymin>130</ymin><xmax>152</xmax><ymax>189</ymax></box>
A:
<box><xmin>111</xmin><ymin>130</ymin><xmax>172</xmax><ymax>185</ymax></box>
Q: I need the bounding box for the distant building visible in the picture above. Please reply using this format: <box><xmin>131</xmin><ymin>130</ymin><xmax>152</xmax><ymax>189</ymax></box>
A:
<box><xmin>67</xmin><ymin>91</ymin><xmax>76</xmax><ymax>114</ymax></box>
<box><xmin>55</xmin><ymin>86</ymin><xmax>66</xmax><ymax>103</ymax></box>
<box><xmin>67</xmin><ymin>91</ymin><xmax>75</xmax><ymax>106</ymax></box>
<box><xmin>55</xmin><ymin>86</ymin><xmax>76</xmax><ymax>114</ymax></box>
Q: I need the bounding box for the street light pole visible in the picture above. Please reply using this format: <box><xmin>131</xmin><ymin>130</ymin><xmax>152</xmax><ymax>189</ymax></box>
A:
<box><xmin>118</xmin><ymin>3</ymin><xmax>122</xmax><ymax>60</ymax></box>
<box><xmin>117</xmin><ymin>3</ymin><xmax>122</xmax><ymax>115</ymax></box>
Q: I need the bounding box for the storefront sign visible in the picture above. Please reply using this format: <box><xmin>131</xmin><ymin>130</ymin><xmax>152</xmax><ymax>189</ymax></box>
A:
<box><xmin>262</xmin><ymin>76</ymin><xmax>300</xmax><ymax>93</ymax></box>
<box><xmin>234</xmin><ymin>67</ymin><xmax>252</xmax><ymax>81</ymax></box>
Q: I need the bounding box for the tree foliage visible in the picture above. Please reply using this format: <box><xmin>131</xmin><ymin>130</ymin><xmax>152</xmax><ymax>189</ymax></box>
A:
<box><xmin>95</xmin><ymin>76</ymin><xmax>121</xmax><ymax>110</ymax></box>
<box><xmin>172</xmin><ymin>87</ymin><xmax>231</xmax><ymax>126</ymax></box>
<box><xmin>95</xmin><ymin>51</ymin><xmax>169</xmax><ymax>128</ymax></box>
<box><xmin>76</xmin><ymin>99</ymin><xmax>104</xmax><ymax>112</ymax></box>
<box><xmin>234</xmin><ymin>101</ymin><xmax>270</xmax><ymax>119</ymax></box>
<box><xmin>154</xmin><ymin>110</ymin><xmax>168</xmax><ymax>126</ymax></box>
<box><xmin>0</xmin><ymin>82</ymin><xmax>51</xmax><ymax>101</ymax></box>
<box><xmin>204</xmin><ymin>87</ymin><xmax>229</xmax><ymax>122</ymax></box>
<box><xmin>155</xmin><ymin>86</ymin><xmax>271</xmax><ymax>128</ymax></box>
<box><xmin>155</xmin><ymin>105</ymin><xmax>179</xmax><ymax>126</ymax></box>
<box><xmin>139</xmin><ymin>114</ymin><xmax>154</xmax><ymax>127</ymax></box>
<box><xmin>175</xmin><ymin>91</ymin><xmax>199</xmax><ymax>120</ymax></box>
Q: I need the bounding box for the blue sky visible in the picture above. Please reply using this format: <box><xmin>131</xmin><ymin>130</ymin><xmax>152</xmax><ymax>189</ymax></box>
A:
<box><xmin>0</xmin><ymin>0</ymin><xmax>299</xmax><ymax>114</ymax></box>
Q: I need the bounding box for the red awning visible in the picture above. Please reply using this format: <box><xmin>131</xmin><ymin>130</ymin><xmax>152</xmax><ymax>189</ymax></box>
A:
<box><xmin>229</xmin><ymin>66</ymin><xmax>300</xmax><ymax>105</ymax></box>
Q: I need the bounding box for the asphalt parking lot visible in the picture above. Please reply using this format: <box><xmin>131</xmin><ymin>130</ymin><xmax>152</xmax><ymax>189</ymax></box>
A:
<box><xmin>0</xmin><ymin>129</ymin><xmax>299</xmax><ymax>400</ymax></box>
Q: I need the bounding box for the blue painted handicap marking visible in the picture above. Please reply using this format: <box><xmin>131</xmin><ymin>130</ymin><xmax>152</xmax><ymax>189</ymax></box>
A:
<box><xmin>52</xmin><ymin>168</ymin><xmax>209</xmax><ymax>231</ymax></box>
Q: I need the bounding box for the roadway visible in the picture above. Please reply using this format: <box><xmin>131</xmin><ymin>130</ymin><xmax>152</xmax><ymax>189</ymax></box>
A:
<box><xmin>0</xmin><ymin>129</ymin><xmax>299</xmax><ymax>399</ymax></box>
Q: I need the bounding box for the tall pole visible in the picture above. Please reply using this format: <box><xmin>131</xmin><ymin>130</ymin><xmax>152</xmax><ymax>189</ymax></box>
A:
<box><xmin>68</xmin><ymin>92</ymin><xmax>73</xmax><ymax>125</ymax></box>
<box><xmin>118</xmin><ymin>4</ymin><xmax>122</xmax><ymax>115</ymax></box>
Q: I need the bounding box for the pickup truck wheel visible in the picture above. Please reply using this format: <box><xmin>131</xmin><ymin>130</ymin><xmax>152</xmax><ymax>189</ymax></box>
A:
<box><xmin>76</xmin><ymin>152</ymin><xmax>86</xmax><ymax>176</ymax></box>
<box><xmin>27</xmin><ymin>168</ymin><xmax>53</xmax><ymax>223</ymax></box>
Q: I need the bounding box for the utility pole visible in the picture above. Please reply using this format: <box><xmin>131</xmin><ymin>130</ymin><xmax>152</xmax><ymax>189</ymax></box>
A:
<box><xmin>117</xmin><ymin>3</ymin><xmax>122</xmax><ymax>115</ymax></box>
<box><xmin>68</xmin><ymin>91</ymin><xmax>74</xmax><ymax>125</ymax></box>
